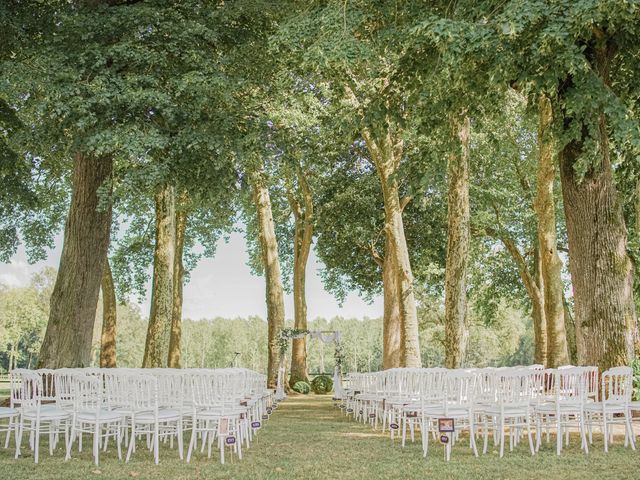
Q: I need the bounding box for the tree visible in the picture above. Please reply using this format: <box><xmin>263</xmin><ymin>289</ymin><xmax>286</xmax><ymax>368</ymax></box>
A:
<box><xmin>533</xmin><ymin>95</ymin><xmax>569</xmax><ymax>367</ymax></box>
<box><xmin>249</xmin><ymin>161</ymin><xmax>286</xmax><ymax>388</ymax></box>
<box><xmin>491</xmin><ymin>1</ymin><xmax>639</xmax><ymax>368</ymax></box>
<box><xmin>168</xmin><ymin>193</ymin><xmax>187</xmax><ymax>368</ymax></box>
<box><xmin>142</xmin><ymin>183</ymin><xmax>175</xmax><ymax>368</ymax></box>
<box><xmin>100</xmin><ymin>257</ymin><xmax>117</xmax><ymax>368</ymax></box>
<box><xmin>38</xmin><ymin>154</ymin><xmax>112</xmax><ymax>368</ymax></box>
<box><xmin>274</xmin><ymin>2</ymin><xmax>430</xmax><ymax>367</ymax></box>
<box><xmin>443</xmin><ymin>117</ymin><xmax>471</xmax><ymax>368</ymax></box>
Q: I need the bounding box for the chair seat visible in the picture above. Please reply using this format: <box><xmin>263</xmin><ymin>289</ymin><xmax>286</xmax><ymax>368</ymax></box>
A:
<box><xmin>135</xmin><ymin>409</ymin><xmax>182</xmax><ymax>423</ymax></box>
<box><xmin>535</xmin><ymin>402</ymin><xmax>584</xmax><ymax>414</ymax></box>
<box><xmin>76</xmin><ymin>409</ymin><xmax>124</xmax><ymax>423</ymax></box>
<box><xmin>584</xmin><ymin>402</ymin><xmax>629</xmax><ymax>413</ymax></box>
<box><xmin>0</xmin><ymin>407</ymin><xmax>18</xmax><ymax>418</ymax></box>
<box><xmin>196</xmin><ymin>408</ymin><xmax>245</xmax><ymax>419</ymax></box>
<box><xmin>21</xmin><ymin>406</ymin><xmax>70</xmax><ymax>420</ymax></box>
<box><xmin>628</xmin><ymin>401</ymin><xmax>640</xmax><ymax>411</ymax></box>
<box><xmin>481</xmin><ymin>405</ymin><xmax>531</xmax><ymax>415</ymax></box>
<box><xmin>420</xmin><ymin>407</ymin><xmax>473</xmax><ymax>418</ymax></box>
<box><xmin>355</xmin><ymin>394</ymin><xmax>379</xmax><ymax>402</ymax></box>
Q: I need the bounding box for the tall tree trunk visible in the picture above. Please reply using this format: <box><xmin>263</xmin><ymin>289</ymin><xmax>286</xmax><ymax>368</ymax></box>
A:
<box><xmin>382</xmin><ymin>242</ymin><xmax>402</xmax><ymax>369</ymax></box>
<box><xmin>534</xmin><ymin>95</ymin><xmax>570</xmax><ymax>367</ymax></box>
<box><xmin>288</xmin><ymin>171</ymin><xmax>313</xmax><ymax>387</ymax></box>
<box><xmin>444</xmin><ymin>117</ymin><xmax>471</xmax><ymax>369</ymax></box>
<box><xmin>100</xmin><ymin>256</ymin><xmax>117</xmax><ymax>368</ymax></box>
<box><xmin>142</xmin><ymin>184</ymin><xmax>175</xmax><ymax>368</ymax></box>
<box><xmin>9</xmin><ymin>344</ymin><xmax>16</xmax><ymax>371</ymax></box>
<box><xmin>559</xmin><ymin>41</ymin><xmax>636</xmax><ymax>370</ymax></box>
<box><xmin>563</xmin><ymin>297</ymin><xmax>578</xmax><ymax>364</ymax></box>
<box><xmin>532</xmin><ymin>246</ymin><xmax>548</xmax><ymax>365</ymax></box>
<box><xmin>363</xmin><ymin>129</ymin><xmax>421</xmax><ymax>368</ymax></box>
<box><xmin>250</xmin><ymin>166</ymin><xmax>286</xmax><ymax>388</ymax></box>
<box><xmin>168</xmin><ymin>204</ymin><xmax>187</xmax><ymax>368</ymax></box>
<box><xmin>38</xmin><ymin>154</ymin><xmax>112</xmax><ymax>368</ymax></box>
<box><xmin>636</xmin><ymin>179</ymin><xmax>640</xmax><ymax>235</ymax></box>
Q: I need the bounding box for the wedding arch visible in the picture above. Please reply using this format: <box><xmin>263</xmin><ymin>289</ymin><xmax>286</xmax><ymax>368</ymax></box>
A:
<box><xmin>275</xmin><ymin>329</ymin><xmax>345</xmax><ymax>401</ymax></box>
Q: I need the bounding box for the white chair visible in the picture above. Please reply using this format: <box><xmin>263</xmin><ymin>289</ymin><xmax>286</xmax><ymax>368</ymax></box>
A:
<box><xmin>65</xmin><ymin>373</ymin><xmax>125</xmax><ymax>465</ymax></box>
<box><xmin>419</xmin><ymin>370</ymin><xmax>479</xmax><ymax>460</ymax></box>
<box><xmin>187</xmin><ymin>371</ymin><xmax>244</xmax><ymax>464</ymax></box>
<box><xmin>1</xmin><ymin>371</ymin><xmax>21</xmax><ymax>449</ymax></box>
<box><xmin>585</xmin><ymin>366</ymin><xmax>636</xmax><ymax>452</ymax></box>
<box><xmin>14</xmin><ymin>370</ymin><xmax>71</xmax><ymax>463</ymax></box>
<box><xmin>0</xmin><ymin>406</ymin><xmax>19</xmax><ymax>449</ymax></box>
<box><xmin>125</xmin><ymin>373</ymin><xmax>184</xmax><ymax>465</ymax></box>
<box><xmin>479</xmin><ymin>370</ymin><xmax>535</xmax><ymax>457</ymax></box>
<box><xmin>534</xmin><ymin>368</ymin><xmax>589</xmax><ymax>455</ymax></box>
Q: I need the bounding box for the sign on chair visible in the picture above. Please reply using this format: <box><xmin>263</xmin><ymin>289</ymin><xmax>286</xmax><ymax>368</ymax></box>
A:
<box><xmin>438</xmin><ymin>418</ymin><xmax>454</xmax><ymax>433</ymax></box>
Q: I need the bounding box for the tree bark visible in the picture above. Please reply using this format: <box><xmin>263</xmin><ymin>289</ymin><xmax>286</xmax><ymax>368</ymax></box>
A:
<box><xmin>288</xmin><ymin>170</ymin><xmax>313</xmax><ymax>387</ymax></box>
<box><xmin>559</xmin><ymin>41</ymin><xmax>636</xmax><ymax>370</ymax></box>
<box><xmin>444</xmin><ymin>117</ymin><xmax>471</xmax><ymax>369</ymax></box>
<box><xmin>250</xmin><ymin>165</ymin><xmax>286</xmax><ymax>388</ymax></box>
<box><xmin>38</xmin><ymin>153</ymin><xmax>112</xmax><ymax>368</ymax></box>
<box><xmin>382</xmin><ymin>240</ymin><xmax>402</xmax><ymax>369</ymax></box>
<box><xmin>142</xmin><ymin>183</ymin><xmax>175</xmax><ymax>368</ymax></box>
<box><xmin>100</xmin><ymin>256</ymin><xmax>117</xmax><ymax>368</ymax></box>
<box><xmin>534</xmin><ymin>95</ymin><xmax>570</xmax><ymax>367</ymax></box>
<box><xmin>362</xmin><ymin>129</ymin><xmax>421</xmax><ymax>368</ymax></box>
<box><xmin>563</xmin><ymin>296</ymin><xmax>578</xmax><ymax>364</ymax></box>
<box><xmin>167</xmin><ymin>202</ymin><xmax>187</xmax><ymax>368</ymax></box>
<box><xmin>532</xmin><ymin>246</ymin><xmax>548</xmax><ymax>365</ymax></box>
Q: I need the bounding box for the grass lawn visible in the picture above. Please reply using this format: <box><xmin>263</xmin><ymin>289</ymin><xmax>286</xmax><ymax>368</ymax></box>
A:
<box><xmin>1</xmin><ymin>394</ymin><xmax>639</xmax><ymax>480</ymax></box>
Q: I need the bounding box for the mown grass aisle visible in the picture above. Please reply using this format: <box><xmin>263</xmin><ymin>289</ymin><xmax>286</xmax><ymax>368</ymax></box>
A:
<box><xmin>1</xmin><ymin>394</ymin><xmax>639</xmax><ymax>479</ymax></box>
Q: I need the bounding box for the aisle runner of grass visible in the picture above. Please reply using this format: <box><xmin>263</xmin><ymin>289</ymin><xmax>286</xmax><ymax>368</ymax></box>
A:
<box><xmin>0</xmin><ymin>394</ymin><xmax>638</xmax><ymax>479</ymax></box>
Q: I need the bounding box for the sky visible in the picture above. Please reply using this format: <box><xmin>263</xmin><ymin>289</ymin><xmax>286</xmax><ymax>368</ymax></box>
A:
<box><xmin>0</xmin><ymin>230</ymin><xmax>383</xmax><ymax>321</ymax></box>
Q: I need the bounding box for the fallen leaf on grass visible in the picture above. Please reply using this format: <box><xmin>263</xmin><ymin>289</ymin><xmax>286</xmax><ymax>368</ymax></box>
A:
<box><xmin>129</xmin><ymin>472</ymin><xmax>141</xmax><ymax>478</ymax></box>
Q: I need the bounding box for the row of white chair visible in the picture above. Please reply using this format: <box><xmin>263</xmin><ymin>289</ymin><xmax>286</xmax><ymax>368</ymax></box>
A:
<box><xmin>342</xmin><ymin>366</ymin><xmax>639</xmax><ymax>459</ymax></box>
<box><xmin>0</xmin><ymin>368</ymin><xmax>273</xmax><ymax>465</ymax></box>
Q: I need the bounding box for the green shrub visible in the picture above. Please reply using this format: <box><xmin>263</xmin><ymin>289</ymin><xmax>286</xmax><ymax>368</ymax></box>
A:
<box><xmin>292</xmin><ymin>381</ymin><xmax>311</xmax><ymax>394</ymax></box>
<box><xmin>310</xmin><ymin>375</ymin><xmax>333</xmax><ymax>394</ymax></box>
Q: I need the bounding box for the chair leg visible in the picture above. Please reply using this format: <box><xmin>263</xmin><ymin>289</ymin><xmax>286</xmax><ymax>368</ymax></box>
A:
<box><xmin>116</xmin><ymin>422</ymin><xmax>123</xmax><ymax>461</ymax></box>
<box><xmin>153</xmin><ymin>424</ymin><xmax>159</xmax><ymax>465</ymax></box>
<box><xmin>525</xmin><ymin>414</ymin><xmax>535</xmax><ymax>456</ymax></box>
<box><xmin>34</xmin><ymin>418</ymin><xmax>41</xmax><ymax>464</ymax></box>
<box><xmin>556</xmin><ymin>416</ymin><xmax>562</xmax><ymax>456</ymax></box>
<box><xmin>603</xmin><ymin>413</ymin><xmax>609</xmax><ymax>453</ymax></box>
<box><xmin>15</xmin><ymin>419</ymin><xmax>24</xmax><ymax>459</ymax></box>
<box><xmin>126</xmin><ymin>425</ymin><xmax>135</xmax><ymax>463</ymax></box>
<box><xmin>186</xmin><ymin>421</ymin><xmax>197</xmax><ymax>463</ymax></box>
<box><xmin>65</xmin><ymin>422</ymin><xmax>75</xmax><ymax>461</ymax></box>
<box><xmin>469</xmin><ymin>414</ymin><xmax>478</xmax><ymax>457</ymax></box>
<box><xmin>421</xmin><ymin>418</ymin><xmax>429</xmax><ymax>458</ymax></box>
<box><xmin>177</xmin><ymin>419</ymin><xmax>184</xmax><ymax>460</ymax></box>
<box><xmin>482</xmin><ymin>416</ymin><xmax>489</xmax><ymax>454</ymax></box>
<box><xmin>624</xmin><ymin>411</ymin><xmax>636</xmax><ymax>451</ymax></box>
<box><xmin>93</xmin><ymin>422</ymin><xmax>100</xmax><ymax>466</ymax></box>
<box><xmin>579</xmin><ymin>412</ymin><xmax>588</xmax><ymax>454</ymax></box>
<box><xmin>499</xmin><ymin>417</ymin><xmax>505</xmax><ymax>458</ymax></box>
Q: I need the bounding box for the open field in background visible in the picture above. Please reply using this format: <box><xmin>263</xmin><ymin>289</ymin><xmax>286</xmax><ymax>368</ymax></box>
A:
<box><xmin>0</xmin><ymin>395</ymin><xmax>639</xmax><ymax>480</ymax></box>
<box><xmin>0</xmin><ymin>381</ymin><xmax>9</xmax><ymax>401</ymax></box>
